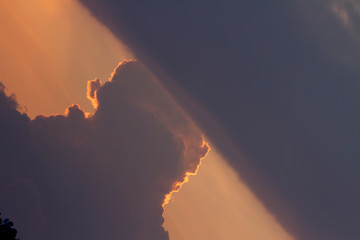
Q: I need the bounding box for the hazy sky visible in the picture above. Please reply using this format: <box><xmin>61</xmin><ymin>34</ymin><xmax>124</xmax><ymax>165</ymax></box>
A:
<box><xmin>2</xmin><ymin>0</ymin><xmax>360</xmax><ymax>240</ymax></box>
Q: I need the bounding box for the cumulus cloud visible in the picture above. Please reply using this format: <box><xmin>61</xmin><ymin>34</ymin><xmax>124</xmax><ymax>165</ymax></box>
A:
<box><xmin>332</xmin><ymin>2</ymin><xmax>351</xmax><ymax>25</ymax></box>
<box><xmin>0</xmin><ymin>61</ymin><xmax>209</xmax><ymax>240</ymax></box>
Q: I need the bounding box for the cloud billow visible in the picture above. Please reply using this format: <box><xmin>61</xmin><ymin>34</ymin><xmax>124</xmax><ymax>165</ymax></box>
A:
<box><xmin>0</xmin><ymin>61</ymin><xmax>208</xmax><ymax>240</ymax></box>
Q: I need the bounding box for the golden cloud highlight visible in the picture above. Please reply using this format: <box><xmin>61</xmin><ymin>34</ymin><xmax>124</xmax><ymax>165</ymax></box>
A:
<box><xmin>163</xmin><ymin>139</ymin><xmax>210</xmax><ymax>207</ymax></box>
<box><xmin>87</xmin><ymin>78</ymin><xmax>101</xmax><ymax>109</ymax></box>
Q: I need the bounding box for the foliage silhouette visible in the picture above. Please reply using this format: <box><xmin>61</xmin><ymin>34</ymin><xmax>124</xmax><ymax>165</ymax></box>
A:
<box><xmin>0</xmin><ymin>213</ymin><xmax>19</xmax><ymax>240</ymax></box>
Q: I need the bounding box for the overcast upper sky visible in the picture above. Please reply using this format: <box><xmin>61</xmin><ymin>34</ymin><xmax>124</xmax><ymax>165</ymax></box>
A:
<box><xmin>77</xmin><ymin>1</ymin><xmax>360</xmax><ymax>239</ymax></box>
<box><xmin>2</xmin><ymin>0</ymin><xmax>360</xmax><ymax>239</ymax></box>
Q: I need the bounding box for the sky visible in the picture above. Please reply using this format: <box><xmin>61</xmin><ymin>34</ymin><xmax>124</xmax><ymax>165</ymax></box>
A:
<box><xmin>0</xmin><ymin>0</ymin><xmax>132</xmax><ymax>116</ymax></box>
<box><xmin>1</xmin><ymin>0</ymin><xmax>360</xmax><ymax>240</ymax></box>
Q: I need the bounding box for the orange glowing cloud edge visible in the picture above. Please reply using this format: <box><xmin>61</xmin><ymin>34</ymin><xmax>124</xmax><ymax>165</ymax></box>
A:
<box><xmin>30</xmin><ymin>104</ymin><xmax>92</xmax><ymax>120</ymax></box>
<box><xmin>86</xmin><ymin>59</ymin><xmax>137</xmax><ymax>111</ymax></box>
<box><xmin>162</xmin><ymin>140</ymin><xmax>211</xmax><ymax>207</ymax></box>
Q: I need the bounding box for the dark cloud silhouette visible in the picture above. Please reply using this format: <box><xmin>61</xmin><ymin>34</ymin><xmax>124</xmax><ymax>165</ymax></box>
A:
<box><xmin>0</xmin><ymin>61</ymin><xmax>208</xmax><ymax>240</ymax></box>
<box><xmin>78</xmin><ymin>1</ymin><xmax>360</xmax><ymax>239</ymax></box>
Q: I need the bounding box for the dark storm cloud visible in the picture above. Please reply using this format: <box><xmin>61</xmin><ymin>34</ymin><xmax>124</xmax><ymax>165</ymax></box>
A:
<box><xmin>0</xmin><ymin>61</ymin><xmax>208</xmax><ymax>240</ymax></box>
<box><xmin>78</xmin><ymin>1</ymin><xmax>360</xmax><ymax>239</ymax></box>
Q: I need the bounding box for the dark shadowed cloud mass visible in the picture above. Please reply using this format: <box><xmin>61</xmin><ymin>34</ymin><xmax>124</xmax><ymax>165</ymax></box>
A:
<box><xmin>0</xmin><ymin>61</ymin><xmax>208</xmax><ymax>240</ymax></box>
<box><xmin>78</xmin><ymin>1</ymin><xmax>360</xmax><ymax>239</ymax></box>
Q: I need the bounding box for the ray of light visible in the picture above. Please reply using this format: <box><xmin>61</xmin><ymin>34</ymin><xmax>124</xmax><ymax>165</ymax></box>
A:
<box><xmin>163</xmin><ymin>147</ymin><xmax>294</xmax><ymax>240</ymax></box>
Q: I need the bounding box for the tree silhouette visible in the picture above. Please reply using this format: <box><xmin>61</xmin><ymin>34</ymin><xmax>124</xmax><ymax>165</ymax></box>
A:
<box><xmin>0</xmin><ymin>213</ymin><xmax>19</xmax><ymax>240</ymax></box>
